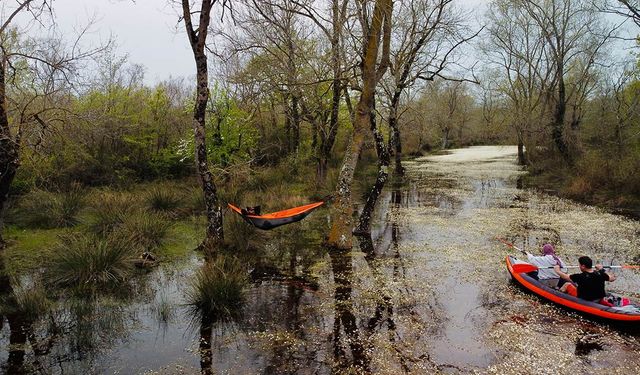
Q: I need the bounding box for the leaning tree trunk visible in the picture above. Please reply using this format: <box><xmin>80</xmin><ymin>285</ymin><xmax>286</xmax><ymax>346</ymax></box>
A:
<box><xmin>0</xmin><ymin>57</ymin><xmax>19</xmax><ymax>248</ymax></box>
<box><xmin>182</xmin><ymin>0</ymin><xmax>223</xmax><ymax>253</ymax></box>
<box><xmin>355</xmin><ymin>107</ymin><xmax>390</xmax><ymax>234</ymax></box>
<box><xmin>326</xmin><ymin>0</ymin><xmax>392</xmax><ymax>249</ymax></box>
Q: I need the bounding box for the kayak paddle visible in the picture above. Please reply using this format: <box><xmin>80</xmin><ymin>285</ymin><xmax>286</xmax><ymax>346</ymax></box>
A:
<box><xmin>496</xmin><ymin>237</ymin><xmax>527</xmax><ymax>255</ymax></box>
<box><xmin>512</xmin><ymin>263</ymin><xmax>640</xmax><ymax>273</ymax></box>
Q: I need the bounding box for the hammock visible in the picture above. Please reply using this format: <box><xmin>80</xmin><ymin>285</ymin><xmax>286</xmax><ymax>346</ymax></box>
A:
<box><xmin>227</xmin><ymin>200</ymin><xmax>326</xmax><ymax>230</ymax></box>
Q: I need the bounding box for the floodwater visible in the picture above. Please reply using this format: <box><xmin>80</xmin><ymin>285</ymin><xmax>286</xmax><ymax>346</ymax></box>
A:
<box><xmin>2</xmin><ymin>145</ymin><xmax>640</xmax><ymax>374</ymax></box>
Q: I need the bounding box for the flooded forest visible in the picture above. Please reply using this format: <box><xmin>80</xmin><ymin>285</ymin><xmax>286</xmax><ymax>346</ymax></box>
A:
<box><xmin>2</xmin><ymin>0</ymin><xmax>640</xmax><ymax>374</ymax></box>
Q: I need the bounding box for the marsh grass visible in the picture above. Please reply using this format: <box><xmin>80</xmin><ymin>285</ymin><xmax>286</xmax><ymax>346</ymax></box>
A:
<box><xmin>12</xmin><ymin>187</ymin><xmax>86</xmax><ymax>229</ymax></box>
<box><xmin>186</xmin><ymin>255</ymin><xmax>248</xmax><ymax>318</ymax></box>
<box><xmin>145</xmin><ymin>185</ymin><xmax>183</xmax><ymax>215</ymax></box>
<box><xmin>88</xmin><ymin>191</ymin><xmax>138</xmax><ymax>236</ymax></box>
<box><xmin>45</xmin><ymin>232</ymin><xmax>136</xmax><ymax>290</ymax></box>
<box><xmin>152</xmin><ymin>294</ymin><xmax>175</xmax><ymax>325</ymax></box>
<box><xmin>118</xmin><ymin>212</ymin><xmax>173</xmax><ymax>251</ymax></box>
<box><xmin>0</xmin><ymin>282</ymin><xmax>51</xmax><ymax>321</ymax></box>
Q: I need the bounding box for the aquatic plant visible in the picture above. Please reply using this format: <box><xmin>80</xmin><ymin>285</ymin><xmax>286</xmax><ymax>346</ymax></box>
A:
<box><xmin>0</xmin><ymin>282</ymin><xmax>51</xmax><ymax>321</ymax></box>
<box><xmin>186</xmin><ymin>255</ymin><xmax>248</xmax><ymax>318</ymax></box>
<box><xmin>153</xmin><ymin>294</ymin><xmax>175</xmax><ymax>325</ymax></box>
<box><xmin>46</xmin><ymin>233</ymin><xmax>135</xmax><ymax>290</ymax></box>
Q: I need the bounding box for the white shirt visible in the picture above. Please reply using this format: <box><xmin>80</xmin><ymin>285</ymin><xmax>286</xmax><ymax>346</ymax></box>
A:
<box><xmin>527</xmin><ymin>254</ymin><xmax>566</xmax><ymax>279</ymax></box>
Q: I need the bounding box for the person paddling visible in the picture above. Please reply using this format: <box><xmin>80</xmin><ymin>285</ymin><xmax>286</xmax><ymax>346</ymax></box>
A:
<box><xmin>554</xmin><ymin>256</ymin><xmax>617</xmax><ymax>304</ymax></box>
<box><xmin>524</xmin><ymin>243</ymin><xmax>566</xmax><ymax>288</ymax></box>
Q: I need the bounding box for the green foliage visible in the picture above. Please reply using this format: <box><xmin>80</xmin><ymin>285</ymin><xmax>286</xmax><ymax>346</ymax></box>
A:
<box><xmin>186</xmin><ymin>256</ymin><xmax>248</xmax><ymax>318</ymax></box>
<box><xmin>179</xmin><ymin>83</ymin><xmax>258</xmax><ymax>167</ymax></box>
<box><xmin>45</xmin><ymin>232</ymin><xmax>136</xmax><ymax>290</ymax></box>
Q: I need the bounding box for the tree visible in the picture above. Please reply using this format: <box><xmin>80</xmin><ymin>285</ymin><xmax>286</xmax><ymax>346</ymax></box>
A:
<box><xmin>180</xmin><ymin>0</ymin><xmax>230</xmax><ymax>252</ymax></box>
<box><xmin>0</xmin><ymin>0</ymin><xmax>105</xmax><ymax>246</ymax></box>
<box><xmin>326</xmin><ymin>0</ymin><xmax>393</xmax><ymax>249</ymax></box>
<box><xmin>356</xmin><ymin>0</ymin><xmax>476</xmax><ymax>233</ymax></box>
<box><xmin>485</xmin><ymin>0</ymin><xmax>552</xmax><ymax>164</ymax></box>
<box><xmin>518</xmin><ymin>0</ymin><xmax>613</xmax><ymax>163</ymax></box>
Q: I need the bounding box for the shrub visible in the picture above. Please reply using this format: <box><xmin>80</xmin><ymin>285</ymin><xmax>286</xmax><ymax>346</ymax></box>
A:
<box><xmin>45</xmin><ymin>233</ymin><xmax>136</xmax><ymax>290</ymax></box>
<box><xmin>186</xmin><ymin>255</ymin><xmax>248</xmax><ymax>318</ymax></box>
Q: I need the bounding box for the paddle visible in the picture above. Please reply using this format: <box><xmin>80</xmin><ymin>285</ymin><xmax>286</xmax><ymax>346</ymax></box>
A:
<box><xmin>512</xmin><ymin>263</ymin><xmax>640</xmax><ymax>273</ymax></box>
<box><xmin>496</xmin><ymin>237</ymin><xmax>527</xmax><ymax>255</ymax></box>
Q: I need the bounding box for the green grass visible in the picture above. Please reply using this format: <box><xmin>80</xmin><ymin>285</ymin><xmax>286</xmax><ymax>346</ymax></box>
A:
<box><xmin>3</xmin><ymin>226</ymin><xmax>66</xmax><ymax>275</ymax></box>
<box><xmin>161</xmin><ymin>219</ymin><xmax>205</xmax><ymax>258</ymax></box>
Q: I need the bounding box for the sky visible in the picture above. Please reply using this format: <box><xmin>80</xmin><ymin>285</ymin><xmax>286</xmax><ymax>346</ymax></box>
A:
<box><xmin>6</xmin><ymin>0</ymin><xmax>634</xmax><ymax>86</ymax></box>
<box><xmin>6</xmin><ymin>0</ymin><xmax>490</xmax><ymax>85</ymax></box>
<box><xmin>40</xmin><ymin>0</ymin><xmax>195</xmax><ymax>84</ymax></box>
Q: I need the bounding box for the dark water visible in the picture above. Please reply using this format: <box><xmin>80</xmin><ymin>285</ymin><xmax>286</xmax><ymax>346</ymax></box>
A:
<box><xmin>2</xmin><ymin>146</ymin><xmax>640</xmax><ymax>374</ymax></box>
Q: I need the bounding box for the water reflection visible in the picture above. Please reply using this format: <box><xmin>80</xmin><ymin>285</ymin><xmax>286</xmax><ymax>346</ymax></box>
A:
<box><xmin>329</xmin><ymin>248</ymin><xmax>369</xmax><ymax>372</ymax></box>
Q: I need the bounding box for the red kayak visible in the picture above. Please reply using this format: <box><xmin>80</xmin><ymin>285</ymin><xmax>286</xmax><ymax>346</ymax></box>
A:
<box><xmin>506</xmin><ymin>255</ymin><xmax>640</xmax><ymax>323</ymax></box>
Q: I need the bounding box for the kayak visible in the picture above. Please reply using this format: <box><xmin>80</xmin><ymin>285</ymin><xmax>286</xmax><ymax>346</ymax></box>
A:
<box><xmin>505</xmin><ymin>255</ymin><xmax>640</xmax><ymax>323</ymax></box>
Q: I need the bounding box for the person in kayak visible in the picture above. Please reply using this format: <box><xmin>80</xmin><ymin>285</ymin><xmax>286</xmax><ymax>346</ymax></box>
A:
<box><xmin>524</xmin><ymin>243</ymin><xmax>566</xmax><ymax>288</ymax></box>
<box><xmin>554</xmin><ymin>256</ymin><xmax>617</xmax><ymax>304</ymax></box>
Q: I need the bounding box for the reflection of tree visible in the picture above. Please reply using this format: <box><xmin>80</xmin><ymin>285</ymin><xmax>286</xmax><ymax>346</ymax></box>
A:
<box><xmin>329</xmin><ymin>249</ymin><xmax>370</xmax><ymax>371</ymax></box>
<box><xmin>1</xmin><ymin>254</ymin><xmax>28</xmax><ymax>374</ymax></box>
<box><xmin>199</xmin><ymin>312</ymin><xmax>214</xmax><ymax>375</ymax></box>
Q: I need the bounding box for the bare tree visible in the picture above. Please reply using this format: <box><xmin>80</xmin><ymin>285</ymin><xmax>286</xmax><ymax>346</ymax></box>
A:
<box><xmin>519</xmin><ymin>0</ymin><xmax>613</xmax><ymax>162</ymax></box>
<box><xmin>179</xmin><ymin>0</ymin><xmax>230</xmax><ymax>252</ymax></box>
<box><xmin>355</xmin><ymin>0</ymin><xmax>476</xmax><ymax>233</ymax></box>
<box><xmin>0</xmin><ymin>0</ymin><xmax>106</xmax><ymax>246</ymax></box>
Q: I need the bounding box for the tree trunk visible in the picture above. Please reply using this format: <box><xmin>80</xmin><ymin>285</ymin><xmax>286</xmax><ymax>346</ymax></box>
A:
<box><xmin>326</xmin><ymin>0</ymin><xmax>392</xmax><ymax>249</ymax></box>
<box><xmin>552</xmin><ymin>71</ymin><xmax>570</xmax><ymax>162</ymax></box>
<box><xmin>0</xmin><ymin>56</ymin><xmax>19</xmax><ymax>248</ymax></box>
<box><xmin>355</xmin><ymin>108</ymin><xmax>390</xmax><ymax>234</ymax></box>
<box><xmin>182</xmin><ymin>0</ymin><xmax>223</xmax><ymax>253</ymax></box>
<box><xmin>517</xmin><ymin>137</ymin><xmax>526</xmax><ymax>166</ymax></box>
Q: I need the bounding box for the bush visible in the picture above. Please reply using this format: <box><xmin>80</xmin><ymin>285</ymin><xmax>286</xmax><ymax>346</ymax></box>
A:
<box><xmin>11</xmin><ymin>187</ymin><xmax>86</xmax><ymax>229</ymax></box>
<box><xmin>45</xmin><ymin>233</ymin><xmax>136</xmax><ymax>290</ymax></box>
<box><xmin>186</xmin><ymin>255</ymin><xmax>247</xmax><ymax>318</ymax></box>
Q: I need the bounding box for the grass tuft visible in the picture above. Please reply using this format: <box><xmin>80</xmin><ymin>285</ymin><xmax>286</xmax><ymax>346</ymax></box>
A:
<box><xmin>186</xmin><ymin>255</ymin><xmax>248</xmax><ymax>318</ymax></box>
<box><xmin>118</xmin><ymin>212</ymin><xmax>173</xmax><ymax>251</ymax></box>
<box><xmin>146</xmin><ymin>185</ymin><xmax>182</xmax><ymax>214</ymax></box>
<box><xmin>88</xmin><ymin>192</ymin><xmax>137</xmax><ymax>236</ymax></box>
<box><xmin>45</xmin><ymin>232</ymin><xmax>136</xmax><ymax>290</ymax></box>
<box><xmin>11</xmin><ymin>187</ymin><xmax>86</xmax><ymax>229</ymax></box>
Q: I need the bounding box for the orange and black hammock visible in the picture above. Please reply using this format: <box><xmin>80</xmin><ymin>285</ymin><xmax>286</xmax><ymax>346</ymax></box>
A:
<box><xmin>227</xmin><ymin>200</ymin><xmax>326</xmax><ymax>230</ymax></box>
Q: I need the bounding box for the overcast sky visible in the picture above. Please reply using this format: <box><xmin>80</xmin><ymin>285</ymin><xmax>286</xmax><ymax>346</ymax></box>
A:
<box><xmin>30</xmin><ymin>0</ymin><xmax>488</xmax><ymax>85</ymax></box>
<box><xmin>8</xmin><ymin>0</ymin><xmax>634</xmax><ymax>85</ymax></box>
